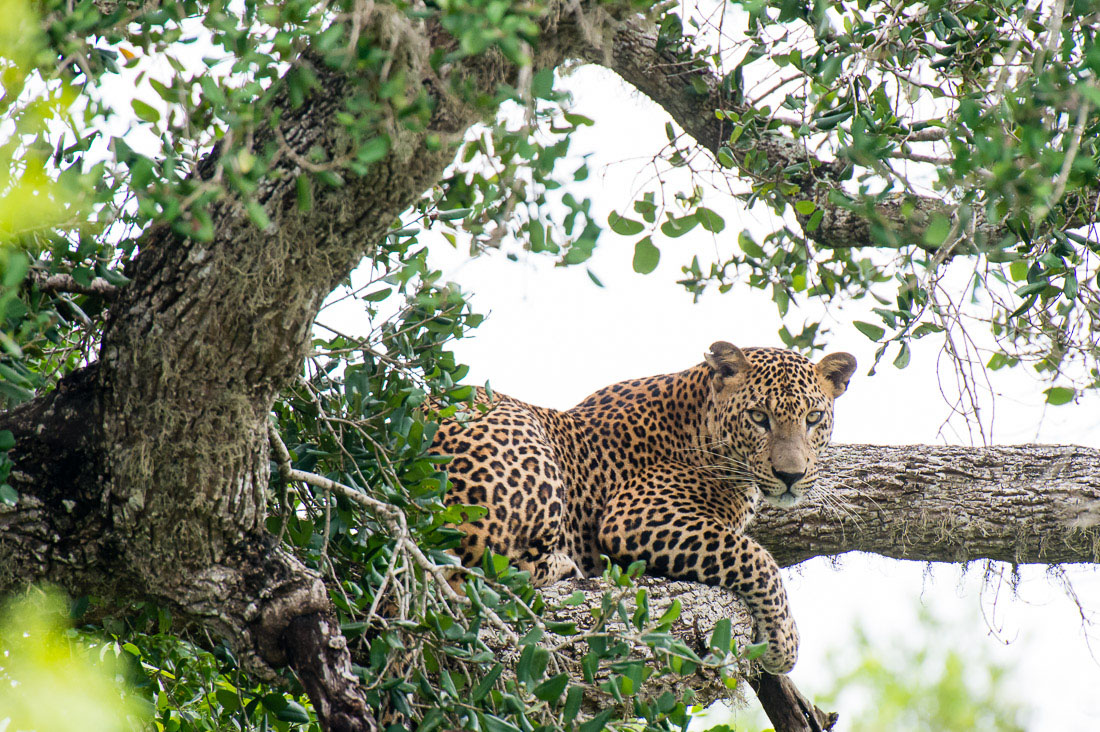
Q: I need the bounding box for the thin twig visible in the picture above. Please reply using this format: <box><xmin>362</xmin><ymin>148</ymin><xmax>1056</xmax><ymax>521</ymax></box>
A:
<box><xmin>266</xmin><ymin>421</ymin><xmax>520</xmax><ymax>644</ymax></box>
<box><xmin>31</xmin><ymin>272</ymin><xmax>120</xmax><ymax>299</ymax></box>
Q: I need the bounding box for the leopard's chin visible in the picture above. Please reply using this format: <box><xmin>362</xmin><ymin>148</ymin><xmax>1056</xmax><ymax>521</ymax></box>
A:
<box><xmin>763</xmin><ymin>488</ymin><xmax>803</xmax><ymax>508</ymax></box>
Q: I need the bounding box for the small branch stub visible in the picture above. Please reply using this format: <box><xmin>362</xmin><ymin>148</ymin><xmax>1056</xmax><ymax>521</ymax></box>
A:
<box><xmin>31</xmin><ymin>272</ymin><xmax>121</xmax><ymax>299</ymax></box>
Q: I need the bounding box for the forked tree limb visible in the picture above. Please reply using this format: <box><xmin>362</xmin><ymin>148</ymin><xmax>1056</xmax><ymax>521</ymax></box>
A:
<box><xmin>751</xmin><ymin>673</ymin><xmax>839</xmax><ymax>732</ymax></box>
<box><xmin>6</xmin><ymin>4</ymin><xmax>1099</xmax><ymax>731</ymax></box>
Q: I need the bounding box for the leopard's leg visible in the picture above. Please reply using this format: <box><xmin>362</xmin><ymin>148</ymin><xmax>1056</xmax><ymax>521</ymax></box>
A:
<box><xmin>598</xmin><ymin>480</ymin><xmax>798</xmax><ymax>673</ymax></box>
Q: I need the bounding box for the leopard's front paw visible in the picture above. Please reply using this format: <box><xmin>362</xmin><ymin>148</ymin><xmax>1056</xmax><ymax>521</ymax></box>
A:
<box><xmin>755</xmin><ymin>616</ymin><xmax>799</xmax><ymax>674</ymax></box>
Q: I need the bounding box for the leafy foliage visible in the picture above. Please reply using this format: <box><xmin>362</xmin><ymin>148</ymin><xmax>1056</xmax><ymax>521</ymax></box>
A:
<box><xmin>612</xmin><ymin>0</ymin><xmax>1100</xmax><ymax>403</ymax></box>
<box><xmin>814</xmin><ymin>606</ymin><xmax>1030</xmax><ymax>731</ymax></box>
<box><xmin>707</xmin><ymin>603</ymin><xmax>1031</xmax><ymax>732</ymax></box>
<box><xmin>0</xmin><ymin>589</ymin><xmax>148</xmax><ymax>731</ymax></box>
<box><xmin>0</xmin><ymin>0</ymin><xmax>1095</xmax><ymax>729</ymax></box>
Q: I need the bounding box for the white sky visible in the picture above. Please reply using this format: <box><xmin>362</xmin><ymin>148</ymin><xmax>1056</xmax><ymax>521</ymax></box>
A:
<box><xmin>370</xmin><ymin>64</ymin><xmax>1100</xmax><ymax>729</ymax></box>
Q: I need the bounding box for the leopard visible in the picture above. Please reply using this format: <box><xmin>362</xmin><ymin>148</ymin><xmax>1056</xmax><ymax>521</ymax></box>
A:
<box><xmin>430</xmin><ymin>341</ymin><xmax>857</xmax><ymax>674</ymax></box>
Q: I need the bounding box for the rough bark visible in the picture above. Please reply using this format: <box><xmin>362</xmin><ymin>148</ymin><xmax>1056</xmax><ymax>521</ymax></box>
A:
<box><xmin>755</xmin><ymin>444</ymin><xmax>1100</xmax><ymax>568</ymax></box>
<box><xmin>749</xmin><ymin>673</ymin><xmax>839</xmax><ymax>732</ymax></box>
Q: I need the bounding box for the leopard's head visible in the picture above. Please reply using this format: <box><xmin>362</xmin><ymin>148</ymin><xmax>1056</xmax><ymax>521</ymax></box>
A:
<box><xmin>703</xmin><ymin>341</ymin><xmax>856</xmax><ymax>507</ymax></box>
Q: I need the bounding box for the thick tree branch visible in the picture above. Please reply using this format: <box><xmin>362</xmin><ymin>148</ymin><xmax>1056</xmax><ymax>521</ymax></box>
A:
<box><xmin>579</xmin><ymin>19</ymin><xmax>1100</xmax><ymax>251</ymax></box>
<box><xmin>750</xmin><ymin>673</ymin><xmax>838</xmax><ymax>732</ymax></box>
<box><xmin>755</xmin><ymin>444</ymin><xmax>1100</xmax><ymax>568</ymax></box>
<box><xmin>7</xmin><ymin>6</ymin><xmax>1100</xmax><ymax>732</ymax></box>
<box><xmin>284</xmin><ymin>612</ymin><xmax>376</xmax><ymax>732</ymax></box>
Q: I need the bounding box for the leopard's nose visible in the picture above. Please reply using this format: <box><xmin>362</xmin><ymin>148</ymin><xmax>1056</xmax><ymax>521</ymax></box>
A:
<box><xmin>773</xmin><ymin>469</ymin><xmax>805</xmax><ymax>489</ymax></box>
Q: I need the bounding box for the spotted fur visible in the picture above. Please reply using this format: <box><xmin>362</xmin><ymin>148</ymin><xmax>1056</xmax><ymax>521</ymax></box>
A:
<box><xmin>431</xmin><ymin>342</ymin><xmax>856</xmax><ymax>673</ymax></box>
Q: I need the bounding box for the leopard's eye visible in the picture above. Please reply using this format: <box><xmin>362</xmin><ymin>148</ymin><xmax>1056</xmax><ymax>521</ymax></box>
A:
<box><xmin>806</xmin><ymin>410</ymin><xmax>825</xmax><ymax>426</ymax></box>
<box><xmin>747</xmin><ymin>409</ymin><xmax>770</xmax><ymax>429</ymax></box>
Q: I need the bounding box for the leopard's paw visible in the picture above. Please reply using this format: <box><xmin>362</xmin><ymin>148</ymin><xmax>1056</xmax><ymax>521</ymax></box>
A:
<box><xmin>755</xmin><ymin>617</ymin><xmax>799</xmax><ymax>674</ymax></box>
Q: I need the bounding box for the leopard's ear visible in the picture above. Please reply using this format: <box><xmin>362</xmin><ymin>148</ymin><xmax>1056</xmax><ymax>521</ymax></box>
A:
<box><xmin>704</xmin><ymin>341</ymin><xmax>751</xmax><ymax>391</ymax></box>
<box><xmin>815</xmin><ymin>352</ymin><xmax>857</xmax><ymax>398</ymax></box>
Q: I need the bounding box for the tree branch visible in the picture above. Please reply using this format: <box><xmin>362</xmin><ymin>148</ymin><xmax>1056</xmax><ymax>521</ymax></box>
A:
<box><xmin>284</xmin><ymin>612</ymin><xmax>376</xmax><ymax>732</ymax></box>
<box><xmin>755</xmin><ymin>444</ymin><xmax>1100</xmax><ymax>568</ymax></box>
<box><xmin>29</xmin><ymin>272</ymin><xmax>121</xmax><ymax>299</ymax></box>
<box><xmin>750</xmin><ymin>673</ymin><xmax>839</xmax><ymax>732</ymax></box>
<box><xmin>579</xmin><ymin>18</ymin><xmax>1100</xmax><ymax>251</ymax></box>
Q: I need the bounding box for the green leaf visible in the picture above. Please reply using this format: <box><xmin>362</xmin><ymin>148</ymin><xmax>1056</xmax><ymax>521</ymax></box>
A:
<box><xmin>471</xmin><ymin>663</ymin><xmax>504</xmax><ymax>701</ymax></box>
<box><xmin>0</xmin><ymin>484</ymin><xmax>17</xmax><ymax>506</ymax></box>
<box><xmin>794</xmin><ymin>200</ymin><xmax>816</xmax><ymax>215</ymax></box>
<box><xmin>482</xmin><ymin>715</ymin><xmax>522</xmax><ymax>732</ymax></box>
<box><xmin>854</xmin><ymin>321</ymin><xmax>885</xmax><ymax>341</ymax></box>
<box><xmin>658</xmin><ymin>599</ymin><xmax>681</xmax><ymax>625</ymax></box>
<box><xmin>893</xmin><ymin>342</ymin><xmax>910</xmax><ymax>369</ymax></box>
<box><xmin>0</xmin><ymin>430</ymin><xmax>14</xmax><ymax>451</ymax></box>
<box><xmin>923</xmin><ymin>213</ymin><xmax>951</xmax><ymax>247</ymax></box>
<box><xmin>272</xmin><ymin>699</ymin><xmax>310</xmax><ymax>723</ymax></box>
<box><xmin>807</xmin><ymin>208</ymin><xmax>824</xmax><ymax>232</ymax></box>
<box><xmin>1063</xmin><ymin>270</ymin><xmax>1079</xmax><ymax>300</ymax></box>
<box><xmin>418</xmin><ymin>708</ymin><xmax>446</xmax><ymax>732</ymax></box>
<box><xmin>358</xmin><ymin>136</ymin><xmax>389</xmax><ymax>164</ymax></box>
<box><xmin>316</xmin><ymin>170</ymin><xmax>345</xmax><ymax>188</ymax></box>
<box><xmin>738</xmin><ymin>231</ymin><xmax>766</xmax><ymax>258</ymax></box>
<box><xmin>717</xmin><ymin>146</ymin><xmax>735</xmax><ymax>168</ymax></box>
<box><xmin>131</xmin><ymin>99</ymin><xmax>160</xmax><ymax>123</ymax></box>
<box><xmin>363</xmin><ymin>287</ymin><xmax>392</xmax><ymax>302</ymax></box>
<box><xmin>709</xmin><ymin>618</ymin><xmax>732</xmax><ymax>653</ymax></box>
<box><xmin>632</xmin><ymin>237</ymin><xmax>660</xmax><ymax>274</ymax></box>
<box><xmin>1044</xmin><ymin>386</ymin><xmax>1075</xmax><ymax>406</ymax></box>
<box><xmin>532</xmin><ymin>673</ymin><xmax>569</xmax><ymax>703</ymax></box>
<box><xmin>743</xmin><ymin>642</ymin><xmax>768</xmax><ymax>661</ymax></box>
<box><xmin>696</xmin><ymin>207</ymin><xmax>725</xmax><ymax>233</ymax></box>
<box><xmin>660</xmin><ymin>214</ymin><xmax>698</xmax><ymax>238</ymax></box>
<box><xmin>546</xmin><ymin>620</ymin><xmax>577</xmax><ymax>635</ymax></box>
<box><xmin>608</xmin><ymin>211</ymin><xmax>645</xmax><ymax>236</ymax></box>
<box><xmin>519</xmin><ymin>627</ymin><xmax>543</xmax><ymax>646</ymax></box>
<box><xmin>1009</xmin><ymin>260</ymin><xmax>1029</xmax><ymax>281</ymax></box>
<box><xmin>562</xmin><ymin>685</ymin><xmax>584</xmax><ymax>723</ymax></box>
<box><xmin>245</xmin><ymin>200</ymin><xmax>271</xmax><ymax>230</ymax></box>
<box><xmin>531</xmin><ymin>68</ymin><xmax>555</xmax><ymax>99</ymax></box>
<box><xmin>437</xmin><ymin>207</ymin><xmax>472</xmax><ymax>221</ymax></box>
<box><xmin>295</xmin><ymin>175</ymin><xmax>312</xmax><ymax>212</ymax></box>
<box><xmin>1015</xmin><ymin>281</ymin><xmax>1050</xmax><ymax>298</ymax></box>
<box><xmin>578</xmin><ymin>708</ymin><xmax>613</xmax><ymax>732</ymax></box>
<box><xmin>215</xmin><ymin>688</ymin><xmax>240</xmax><ymax>711</ymax></box>
<box><xmin>911</xmin><ymin>323</ymin><xmax>944</xmax><ymax>338</ymax></box>
<box><xmin>0</xmin><ymin>381</ymin><xmax>35</xmax><ymax>404</ymax></box>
